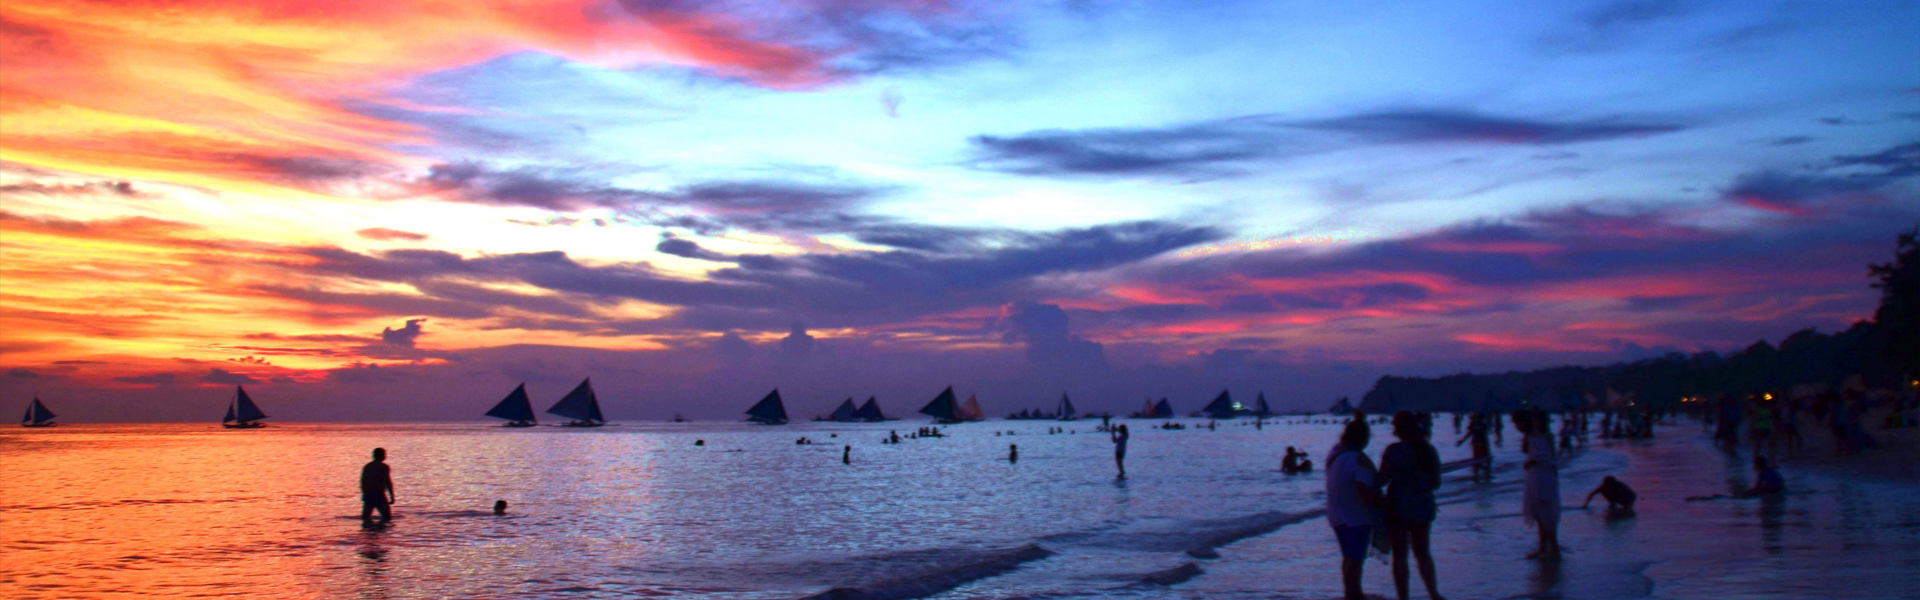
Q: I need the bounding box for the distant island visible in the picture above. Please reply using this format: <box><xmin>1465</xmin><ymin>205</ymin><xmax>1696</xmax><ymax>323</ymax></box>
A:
<box><xmin>1361</xmin><ymin>226</ymin><xmax>1918</xmax><ymax>414</ymax></box>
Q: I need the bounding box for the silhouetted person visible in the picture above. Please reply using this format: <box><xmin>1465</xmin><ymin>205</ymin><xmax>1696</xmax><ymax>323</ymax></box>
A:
<box><xmin>1009</xmin><ymin>444</ymin><xmax>1019</xmax><ymax>463</ymax></box>
<box><xmin>694</xmin><ymin>439</ymin><xmax>705</xmax><ymax>446</ymax></box>
<box><xmin>1583</xmin><ymin>476</ymin><xmax>1637</xmax><ymax>512</ymax></box>
<box><xmin>1518</xmin><ymin>412</ymin><xmax>1561</xmax><ymax>560</ymax></box>
<box><xmin>1739</xmin><ymin>456</ymin><xmax>1785</xmax><ymax>497</ymax></box>
<box><xmin>1327</xmin><ymin>419</ymin><xmax>1384</xmax><ymax>600</ymax></box>
<box><xmin>1111</xmin><ymin>424</ymin><xmax>1130</xmax><ymax>479</ymax></box>
<box><xmin>890</xmin><ymin>431</ymin><xmax>901</xmax><ymax>444</ymax></box>
<box><xmin>1493</xmin><ymin>411</ymin><xmax>1505</xmax><ymax>446</ymax></box>
<box><xmin>1455</xmin><ymin>413</ymin><xmax>1491</xmax><ymax>481</ymax></box>
<box><xmin>360</xmin><ymin>448</ymin><xmax>394</xmax><ymax>524</ymax></box>
<box><xmin>1379</xmin><ymin>411</ymin><xmax>1445</xmax><ymax>600</ymax></box>
<box><xmin>843</xmin><ymin>445</ymin><xmax>851</xmax><ymax>465</ymax></box>
<box><xmin>493</xmin><ymin>500</ymin><xmax>509</xmax><ymax>515</ymax></box>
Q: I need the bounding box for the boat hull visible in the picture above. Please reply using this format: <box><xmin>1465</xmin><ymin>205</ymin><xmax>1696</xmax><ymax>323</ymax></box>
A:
<box><xmin>20</xmin><ymin>422</ymin><xmax>56</xmax><ymax>428</ymax></box>
<box><xmin>559</xmin><ymin>422</ymin><xmax>605</xmax><ymax>428</ymax></box>
<box><xmin>222</xmin><ymin>422</ymin><xmax>266</xmax><ymax>429</ymax></box>
<box><xmin>501</xmin><ymin>422</ymin><xmax>536</xmax><ymax>428</ymax></box>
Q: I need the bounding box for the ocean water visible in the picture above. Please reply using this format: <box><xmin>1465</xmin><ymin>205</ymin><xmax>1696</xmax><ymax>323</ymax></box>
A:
<box><xmin>3</xmin><ymin>419</ymin><xmax>1917</xmax><ymax>599</ymax></box>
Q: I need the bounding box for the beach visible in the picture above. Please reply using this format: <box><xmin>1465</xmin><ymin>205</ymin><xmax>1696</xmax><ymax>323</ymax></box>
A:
<box><xmin>3</xmin><ymin>419</ymin><xmax>1918</xmax><ymax>599</ymax></box>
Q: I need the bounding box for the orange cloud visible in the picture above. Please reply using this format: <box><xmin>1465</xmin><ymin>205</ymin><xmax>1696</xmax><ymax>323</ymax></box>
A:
<box><xmin>0</xmin><ymin>0</ymin><xmax>836</xmax><ymax>194</ymax></box>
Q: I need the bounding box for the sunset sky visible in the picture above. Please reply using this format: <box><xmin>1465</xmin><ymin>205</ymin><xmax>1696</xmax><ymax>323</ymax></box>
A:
<box><xmin>3</xmin><ymin>0</ymin><xmax>1916</xmax><ymax>421</ymax></box>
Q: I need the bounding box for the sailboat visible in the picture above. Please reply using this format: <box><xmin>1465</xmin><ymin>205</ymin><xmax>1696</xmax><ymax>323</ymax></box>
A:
<box><xmin>1328</xmin><ymin>397</ymin><xmax>1355</xmax><ymax>415</ymax></box>
<box><xmin>919</xmin><ymin>386</ymin><xmax>965</xmax><ymax>424</ymax></box>
<box><xmin>746</xmin><ymin>389</ymin><xmax>789</xmax><ymax>425</ymax></box>
<box><xmin>1056</xmin><ymin>393</ymin><xmax>1079</xmax><ymax>421</ymax></box>
<box><xmin>819</xmin><ymin>397</ymin><xmax>860</xmax><ymax>422</ymax></box>
<box><xmin>484</xmin><ymin>383</ymin><xmax>537</xmax><ymax>427</ymax></box>
<box><xmin>1252</xmin><ymin>392</ymin><xmax>1273</xmax><ymax>417</ymax></box>
<box><xmin>958</xmin><ymin>395</ymin><xmax>985</xmax><ymax>422</ymax></box>
<box><xmin>547</xmin><ymin>378</ymin><xmax>606</xmax><ymax>427</ymax></box>
<box><xmin>853</xmin><ymin>396</ymin><xmax>888</xmax><ymax>422</ymax></box>
<box><xmin>21</xmin><ymin>397</ymin><xmax>56</xmax><ymax>427</ymax></box>
<box><xmin>1197</xmin><ymin>389</ymin><xmax>1245</xmax><ymax>419</ymax></box>
<box><xmin>222</xmin><ymin>386</ymin><xmax>268</xmax><ymax>428</ymax></box>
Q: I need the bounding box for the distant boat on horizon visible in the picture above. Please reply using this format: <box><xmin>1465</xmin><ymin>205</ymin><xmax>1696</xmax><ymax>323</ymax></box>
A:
<box><xmin>959</xmin><ymin>395</ymin><xmax>984</xmax><ymax>422</ymax></box>
<box><xmin>547</xmin><ymin>378</ymin><xmax>606</xmax><ymax>427</ymax></box>
<box><xmin>746</xmin><ymin>389</ymin><xmax>789</xmax><ymax>425</ymax></box>
<box><xmin>1195</xmin><ymin>389</ymin><xmax>1247</xmax><ymax>419</ymax></box>
<box><xmin>485</xmin><ymin>383</ymin><xmax>538</xmax><ymax>427</ymax></box>
<box><xmin>1057</xmin><ymin>393</ymin><xmax>1078</xmax><ymax>421</ymax></box>
<box><xmin>1252</xmin><ymin>392</ymin><xmax>1272</xmax><ymax>417</ymax></box>
<box><xmin>222</xmin><ymin>386</ymin><xmax>268</xmax><ymax>428</ymax></box>
<box><xmin>1130</xmin><ymin>397</ymin><xmax>1174</xmax><ymax>419</ymax></box>
<box><xmin>21</xmin><ymin>396</ymin><xmax>56</xmax><ymax>427</ymax></box>
<box><xmin>853</xmin><ymin>396</ymin><xmax>889</xmax><ymax>422</ymax></box>
<box><xmin>919</xmin><ymin>386</ymin><xmax>970</xmax><ymax>424</ymax></box>
<box><xmin>817</xmin><ymin>397</ymin><xmax>861</xmax><ymax>422</ymax></box>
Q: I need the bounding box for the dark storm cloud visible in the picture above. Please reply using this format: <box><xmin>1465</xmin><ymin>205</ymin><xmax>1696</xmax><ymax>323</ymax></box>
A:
<box><xmin>969</xmin><ymin>109</ymin><xmax>1683</xmax><ymax>177</ymax></box>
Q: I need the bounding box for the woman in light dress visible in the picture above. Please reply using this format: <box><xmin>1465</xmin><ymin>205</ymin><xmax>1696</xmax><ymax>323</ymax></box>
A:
<box><xmin>1518</xmin><ymin>411</ymin><xmax>1561</xmax><ymax>560</ymax></box>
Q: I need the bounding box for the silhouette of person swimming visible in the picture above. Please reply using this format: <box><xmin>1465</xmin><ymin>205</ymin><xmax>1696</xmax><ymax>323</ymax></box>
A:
<box><xmin>493</xmin><ymin>500</ymin><xmax>509</xmax><ymax>515</ymax></box>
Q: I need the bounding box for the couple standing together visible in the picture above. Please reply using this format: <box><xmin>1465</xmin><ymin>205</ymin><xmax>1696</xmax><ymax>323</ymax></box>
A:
<box><xmin>1325</xmin><ymin>411</ymin><xmax>1448</xmax><ymax>600</ymax></box>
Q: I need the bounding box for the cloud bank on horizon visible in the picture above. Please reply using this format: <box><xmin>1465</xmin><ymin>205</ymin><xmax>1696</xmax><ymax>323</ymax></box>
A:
<box><xmin>2</xmin><ymin>0</ymin><xmax>1916</xmax><ymax>420</ymax></box>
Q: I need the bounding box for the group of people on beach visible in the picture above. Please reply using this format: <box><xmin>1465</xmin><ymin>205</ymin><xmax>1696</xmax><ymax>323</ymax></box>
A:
<box><xmin>1326</xmin><ymin>408</ymin><xmax>1593</xmax><ymax>600</ymax></box>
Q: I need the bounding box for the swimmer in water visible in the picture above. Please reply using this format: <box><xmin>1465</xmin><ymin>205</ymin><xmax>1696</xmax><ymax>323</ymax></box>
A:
<box><xmin>493</xmin><ymin>500</ymin><xmax>508</xmax><ymax>515</ymax></box>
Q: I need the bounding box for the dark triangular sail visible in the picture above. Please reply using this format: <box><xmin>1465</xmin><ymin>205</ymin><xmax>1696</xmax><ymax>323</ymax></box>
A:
<box><xmin>746</xmin><ymin>389</ymin><xmax>788</xmax><ymax>424</ymax></box>
<box><xmin>23</xmin><ymin>398</ymin><xmax>55</xmax><ymax>425</ymax></box>
<box><xmin>1201</xmin><ymin>390</ymin><xmax>1236</xmax><ymax>418</ymax></box>
<box><xmin>547</xmin><ymin>378</ymin><xmax>604</xmax><ymax>423</ymax></box>
<box><xmin>229</xmin><ymin>387</ymin><xmax>267</xmax><ymax>423</ymax></box>
<box><xmin>1253</xmin><ymin>392</ymin><xmax>1272</xmax><ymax>416</ymax></box>
<box><xmin>485</xmin><ymin>383</ymin><xmax>537</xmax><ymax>423</ymax></box>
<box><xmin>827</xmin><ymin>398</ymin><xmax>859</xmax><ymax>421</ymax></box>
<box><xmin>1058</xmin><ymin>394</ymin><xmax>1077</xmax><ymax>419</ymax></box>
<box><xmin>1152</xmin><ymin>398</ymin><xmax>1174</xmax><ymax>418</ymax></box>
<box><xmin>855</xmin><ymin>397</ymin><xmax>885</xmax><ymax>421</ymax></box>
<box><xmin>919</xmin><ymin>386</ymin><xmax>959</xmax><ymax>421</ymax></box>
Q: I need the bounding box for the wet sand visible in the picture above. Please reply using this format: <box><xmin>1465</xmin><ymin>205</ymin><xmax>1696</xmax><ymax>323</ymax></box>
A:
<box><xmin>1157</xmin><ymin>423</ymin><xmax>1920</xmax><ymax>599</ymax></box>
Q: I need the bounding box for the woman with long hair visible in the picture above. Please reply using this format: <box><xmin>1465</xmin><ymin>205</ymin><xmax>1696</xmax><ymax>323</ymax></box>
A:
<box><xmin>1379</xmin><ymin>411</ymin><xmax>1445</xmax><ymax>600</ymax></box>
<box><xmin>1518</xmin><ymin>411</ymin><xmax>1562</xmax><ymax>560</ymax></box>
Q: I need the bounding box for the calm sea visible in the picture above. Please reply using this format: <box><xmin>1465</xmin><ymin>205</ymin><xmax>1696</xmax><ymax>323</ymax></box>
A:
<box><xmin>7</xmin><ymin>419</ymin><xmax>1918</xmax><ymax>599</ymax></box>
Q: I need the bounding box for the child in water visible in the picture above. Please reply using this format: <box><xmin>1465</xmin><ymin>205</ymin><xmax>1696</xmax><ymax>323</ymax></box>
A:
<box><xmin>1582</xmin><ymin>476</ymin><xmax>1636</xmax><ymax>512</ymax></box>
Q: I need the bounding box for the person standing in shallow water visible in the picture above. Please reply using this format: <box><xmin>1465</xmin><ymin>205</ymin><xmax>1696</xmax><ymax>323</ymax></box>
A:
<box><xmin>360</xmin><ymin>448</ymin><xmax>394</xmax><ymax>524</ymax></box>
<box><xmin>1518</xmin><ymin>412</ymin><xmax>1561</xmax><ymax>560</ymax></box>
<box><xmin>1379</xmin><ymin>411</ymin><xmax>1445</xmax><ymax>600</ymax></box>
<box><xmin>1110</xmin><ymin>424</ymin><xmax>1130</xmax><ymax>479</ymax></box>
<box><xmin>1327</xmin><ymin>418</ymin><xmax>1385</xmax><ymax>600</ymax></box>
